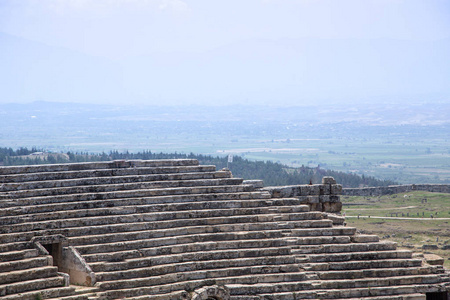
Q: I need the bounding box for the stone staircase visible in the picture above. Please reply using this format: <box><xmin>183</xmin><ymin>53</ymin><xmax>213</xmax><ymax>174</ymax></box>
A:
<box><xmin>0</xmin><ymin>159</ymin><xmax>448</xmax><ymax>299</ymax></box>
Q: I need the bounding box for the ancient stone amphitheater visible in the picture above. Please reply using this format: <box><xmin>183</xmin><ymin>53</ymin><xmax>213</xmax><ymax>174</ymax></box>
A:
<box><xmin>0</xmin><ymin>159</ymin><xmax>449</xmax><ymax>300</ymax></box>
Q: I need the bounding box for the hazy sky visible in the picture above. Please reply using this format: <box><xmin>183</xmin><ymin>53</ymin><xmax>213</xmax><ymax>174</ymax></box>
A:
<box><xmin>1</xmin><ymin>0</ymin><xmax>449</xmax><ymax>105</ymax></box>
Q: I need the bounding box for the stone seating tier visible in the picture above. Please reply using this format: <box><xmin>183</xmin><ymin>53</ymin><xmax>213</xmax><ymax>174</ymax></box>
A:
<box><xmin>253</xmin><ymin>291</ymin><xmax>427</xmax><ymax>300</ymax></box>
<box><xmin>0</xmin><ymin>251</ymin><xmax>75</xmax><ymax>299</ymax></box>
<box><xmin>228</xmin><ymin>283</ymin><xmax>442</xmax><ymax>299</ymax></box>
<box><xmin>0</xmin><ymin>204</ymin><xmax>317</xmax><ymax>233</ymax></box>
<box><xmin>0</xmin><ymin>164</ymin><xmax>216</xmax><ymax>185</ymax></box>
<box><xmin>0</xmin><ymin>159</ymin><xmax>200</xmax><ymax>175</ymax></box>
<box><xmin>0</xmin><ymin>159</ymin><xmax>448</xmax><ymax>299</ymax></box>
<box><xmin>81</xmin><ymin>238</ymin><xmax>295</xmax><ymax>263</ymax></box>
<box><xmin>0</xmin><ymin>184</ymin><xmax>257</xmax><ymax>208</ymax></box>
<box><xmin>304</xmin><ymin>258</ymin><xmax>425</xmax><ymax>271</ymax></box>
<box><xmin>0</xmin><ymin>177</ymin><xmax>244</xmax><ymax>198</ymax></box>
<box><xmin>1</xmin><ymin>287</ymin><xmax>89</xmax><ymax>300</ymax></box>
<box><xmin>317</xmin><ymin>265</ymin><xmax>447</xmax><ymax>281</ymax></box>
<box><xmin>0</xmin><ymin>215</ymin><xmax>335</xmax><ymax>245</ymax></box>
<box><xmin>0</xmin><ymin>170</ymin><xmax>231</xmax><ymax>192</ymax></box>
<box><xmin>0</xmin><ymin>192</ymin><xmax>280</xmax><ymax>222</ymax></box>
<box><xmin>0</xmin><ymin>255</ymin><xmax>51</xmax><ymax>273</ymax></box>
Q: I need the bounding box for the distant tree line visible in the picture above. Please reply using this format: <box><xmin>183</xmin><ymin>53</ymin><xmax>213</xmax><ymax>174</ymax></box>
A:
<box><xmin>0</xmin><ymin>147</ymin><xmax>397</xmax><ymax>188</ymax></box>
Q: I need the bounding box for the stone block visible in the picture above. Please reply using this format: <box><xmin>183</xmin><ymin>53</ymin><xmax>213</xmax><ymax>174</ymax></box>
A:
<box><xmin>331</xmin><ymin>184</ymin><xmax>343</xmax><ymax>195</ymax></box>
<box><xmin>307</xmin><ymin>196</ymin><xmax>320</xmax><ymax>203</ymax></box>
<box><xmin>281</xmin><ymin>187</ymin><xmax>295</xmax><ymax>197</ymax></box>
<box><xmin>309</xmin><ymin>203</ymin><xmax>323</xmax><ymax>212</ymax></box>
<box><xmin>322</xmin><ymin>202</ymin><xmax>342</xmax><ymax>213</ymax></box>
<box><xmin>270</xmin><ymin>188</ymin><xmax>282</xmax><ymax>198</ymax></box>
<box><xmin>424</xmin><ymin>254</ymin><xmax>444</xmax><ymax>266</ymax></box>
<box><xmin>319</xmin><ymin>184</ymin><xmax>331</xmax><ymax>195</ymax></box>
<box><xmin>422</xmin><ymin>245</ymin><xmax>438</xmax><ymax>250</ymax></box>
<box><xmin>297</xmin><ymin>196</ymin><xmax>308</xmax><ymax>204</ymax></box>
<box><xmin>289</xmin><ymin>186</ymin><xmax>301</xmax><ymax>196</ymax></box>
<box><xmin>329</xmin><ymin>195</ymin><xmax>340</xmax><ymax>203</ymax></box>
<box><xmin>319</xmin><ymin>195</ymin><xmax>330</xmax><ymax>203</ymax></box>
<box><xmin>299</xmin><ymin>185</ymin><xmax>320</xmax><ymax>196</ymax></box>
<box><xmin>242</xmin><ymin>180</ymin><xmax>264</xmax><ymax>189</ymax></box>
<box><xmin>322</xmin><ymin>176</ymin><xmax>336</xmax><ymax>184</ymax></box>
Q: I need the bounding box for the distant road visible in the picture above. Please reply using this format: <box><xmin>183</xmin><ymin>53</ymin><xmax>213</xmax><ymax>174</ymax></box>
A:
<box><xmin>345</xmin><ymin>206</ymin><xmax>418</xmax><ymax>211</ymax></box>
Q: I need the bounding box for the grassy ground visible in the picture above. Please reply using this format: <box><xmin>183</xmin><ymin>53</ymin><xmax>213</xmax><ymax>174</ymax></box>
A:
<box><xmin>341</xmin><ymin>191</ymin><xmax>450</xmax><ymax>268</ymax></box>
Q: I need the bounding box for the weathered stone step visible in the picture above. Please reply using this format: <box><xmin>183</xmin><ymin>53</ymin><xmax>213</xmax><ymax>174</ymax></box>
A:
<box><xmin>0</xmin><ymin>286</ymin><xmax>80</xmax><ymax>300</ymax></box>
<box><xmin>307</xmin><ymin>249</ymin><xmax>413</xmax><ymax>263</ymax></box>
<box><xmin>292</xmin><ymin>235</ymin><xmax>352</xmax><ymax>245</ymax></box>
<box><xmin>97</xmin><ymin>277</ymin><xmax>311</xmax><ymax>300</ymax></box>
<box><xmin>69</xmin><ymin>217</ymin><xmax>330</xmax><ymax>239</ymax></box>
<box><xmin>0</xmin><ymin>241</ymin><xmax>29</xmax><ymax>252</ymax></box>
<box><xmin>75</xmin><ymin>230</ymin><xmax>292</xmax><ymax>255</ymax></box>
<box><xmin>0</xmin><ymin>266</ymin><xmax>58</xmax><ymax>285</ymax></box>
<box><xmin>95</xmin><ymin>281</ymin><xmax>193</xmax><ymax>299</ymax></box>
<box><xmin>289</xmin><ymin>226</ymin><xmax>357</xmax><ymax>237</ymax></box>
<box><xmin>0</xmin><ymin>193</ymin><xmax>277</xmax><ymax>222</ymax></box>
<box><xmin>0</xmin><ymin>164</ymin><xmax>215</xmax><ymax>187</ymax></box>
<box><xmin>94</xmin><ymin>253</ymin><xmax>297</xmax><ymax>277</ymax></box>
<box><xmin>227</xmin><ymin>282</ymin><xmax>314</xmax><ymax>295</ymax></box>
<box><xmin>230</xmin><ymin>282</ymin><xmax>440</xmax><ymax>299</ymax></box>
<box><xmin>291</xmin><ymin>241</ymin><xmax>398</xmax><ymax>254</ymax></box>
<box><xmin>255</xmin><ymin>291</ymin><xmax>427</xmax><ymax>300</ymax></box>
<box><xmin>81</xmin><ymin>215</ymin><xmax>326</xmax><ymax>239</ymax></box>
<box><xmin>305</xmin><ymin>258</ymin><xmax>424</xmax><ymax>272</ymax></box>
<box><xmin>316</xmin><ymin>274</ymin><xmax>443</xmax><ymax>289</ymax></box>
<box><xmin>47</xmin><ymin>295</ymin><xmax>89</xmax><ymax>300</ymax></box>
<box><xmin>0</xmin><ymin>276</ymin><xmax>65</xmax><ymax>297</ymax></box>
<box><xmin>249</xmin><ymin>290</ymin><xmax>317</xmax><ymax>299</ymax></box>
<box><xmin>1</xmin><ymin>178</ymin><xmax>244</xmax><ymax>199</ymax></box>
<box><xmin>122</xmin><ymin>290</ymin><xmax>189</xmax><ymax>300</ymax></box>
<box><xmin>82</xmin><ymin>238</ymin><xmax>295</xmax><ymax>263</ymax></box>
<box><xmin>317</xmin><ymin>266</ymin><xmax>435</xmax><ymax>280</ymax></box>
<box><xmin>0</xmin><ymin>217</ymin><xmax>329</xmax><ymax>244</ymax></box>
<box><xmin>97</xmin><ymin>262</ymin><xmax>301</xmax><ymax>286</ymax></box>
<box><xmin>98</xmin><ymin>272</ymin><xmax>309</xmax><ymax>295</ymax></box>
<box><xmin>0</xmin><ymin>170</ymin><xmax>230</xmax><ymax>192</ymax></box>
<box><xmin>72</xmin><ymin>285</ymin><xmax>100</xmax><ymax>295</ymax></box>
<box><xmin>65</xmin><ymin>220</ymin><xmax>335</xmax><ymax>247</ymax></box>
<box><xmin>0</xmin><ymin>159</ymin><xmax>200</xmax><ymax>176</ymax></box>
<box><xmin>0</xmin><ymin>249</ymin><xmax>38</xmax><ymax>262</ymax></box>
<box><xmin>90</xmin><ymin>247</ymin><xmax>293</xmax><ymax>273</ymax></box>
<box><xmin>0</xmin><ymin>184</ymin><xmax>256</xmax><ymax>209</ymax></box>
<box><xmin>351</xmin><ymin>234</ymin><xmax>380</xmax><ymax>243</ymax></box>
<box><xmin>0</xmin><ymin>256</ymin><xmax>52</xmax><ymax>273</ymax></box>
<box><xmin>0</xmin><ymin>206</ymin><xmax>316</xmax><ymax>234</ymax></box>
<box><xmin>336</xmin><ymin>294</ymin><xmax>426</xmax><ymax>300</ymax></box>
<box><xmin>313</xmin><ymin>284</ymin><xmax>438</xmax><ymax>298</ymax></box>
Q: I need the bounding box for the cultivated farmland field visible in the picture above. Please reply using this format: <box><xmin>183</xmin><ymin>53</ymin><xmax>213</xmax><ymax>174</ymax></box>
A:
<box><xmin>1</xmin><ymin>101</ymin><xmax>449</xmax><ymax>184</ymax></box>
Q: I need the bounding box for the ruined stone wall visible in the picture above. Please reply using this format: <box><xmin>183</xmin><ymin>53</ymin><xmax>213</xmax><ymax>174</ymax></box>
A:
<box><xmin>261</xmin><ymin>176</ymin><xmax>342</xmax><ymax>213</ymax></box>
<box><xmin>343</xmin><ymin>184</ymin><xmax>450</xmax><ymax>196</ymax></box>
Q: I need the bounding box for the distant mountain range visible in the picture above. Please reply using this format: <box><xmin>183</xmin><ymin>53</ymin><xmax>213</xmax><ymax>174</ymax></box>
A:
<box><xmin>1</xmin><ymin>31</ymin><xmax>449</xmax><ymax>105</ymax></box>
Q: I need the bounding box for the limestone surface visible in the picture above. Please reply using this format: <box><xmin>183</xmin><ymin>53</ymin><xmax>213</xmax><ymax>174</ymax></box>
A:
<box><xmin>0</xmin><ymin>160</ymin><xmax>448</xmax><ymax>299</ymax></box>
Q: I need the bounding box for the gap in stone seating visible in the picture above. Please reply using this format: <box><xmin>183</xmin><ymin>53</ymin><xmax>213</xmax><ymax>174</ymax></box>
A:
<box><xmin>42</xmin><ymin>242</ymin><xmax>63</xmax><ymax>271</ymax></box>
